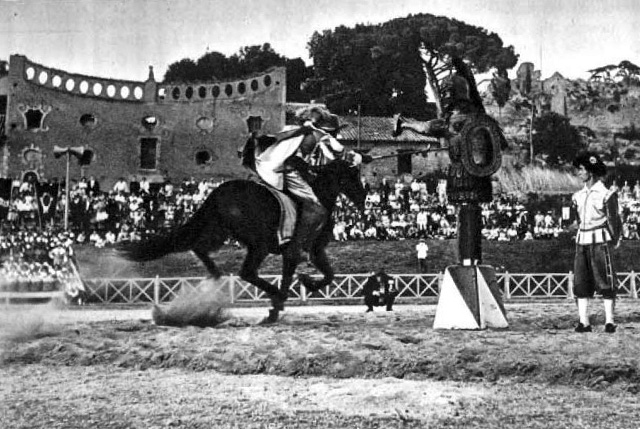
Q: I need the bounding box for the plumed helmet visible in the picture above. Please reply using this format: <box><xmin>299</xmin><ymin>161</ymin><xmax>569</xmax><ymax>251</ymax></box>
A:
<box><xmin>441</xmin><ymin>74</ymin><xmax>471</xmax><ymax>104</ymax></box>
<box><xmin>573</xmin><ymin>152</ymin><xmax>607</xmax><ymax>177</ymax></box>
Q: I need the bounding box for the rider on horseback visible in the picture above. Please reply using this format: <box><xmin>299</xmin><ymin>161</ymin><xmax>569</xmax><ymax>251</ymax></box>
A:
<box><xmin>243</xmin><ymin>106</ymin><xmax>363</xmax><ymax>256</ymax></box>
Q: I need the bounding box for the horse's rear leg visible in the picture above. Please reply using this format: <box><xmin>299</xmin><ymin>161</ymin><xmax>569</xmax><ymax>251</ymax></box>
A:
<box><xmin>239</xmin><ymin>244</ymin><xmax>286</xmax><ymax>319</ymax></box>
<box><xmin>193</xmin><ymin>246</ymin><xmax>223</xmax><ymax>279</ymax></box>
<box><xmin>300</xmin><ymin>244</ymin><xmax>335</xmax><ymax>293</ymax></box>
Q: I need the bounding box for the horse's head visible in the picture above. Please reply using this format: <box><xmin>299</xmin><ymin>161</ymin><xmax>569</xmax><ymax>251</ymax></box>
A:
<box><xmin>315</xmin><ymin>160</ymin><xmax>367</xmax><ymax>212</ymax></box>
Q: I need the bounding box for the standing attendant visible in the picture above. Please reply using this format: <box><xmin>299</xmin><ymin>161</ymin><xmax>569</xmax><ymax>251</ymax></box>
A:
<box><xmin>416</xmin><ymin>239</ymin><xmax>429</xmax><ymax>273</ymax></box>
<box><xmin>572</xmin><ymin>153</ymin><xmax>622</xmax><ymax>333</ymax></box>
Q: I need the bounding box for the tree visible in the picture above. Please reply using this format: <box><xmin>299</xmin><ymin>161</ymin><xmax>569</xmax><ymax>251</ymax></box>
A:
<box><xmin>588</xmin><ymin>60</ymin><xmax>640</xmax><ymax>85</ymax></box>
<box><xmin>532</xmin><ymin>112</ymin><xmax>584</xmax><ymax>166</ymax></box>
<box><xmin>0</xmin><ymin>60</ymin><xmax>7</xmax><ymax>78</ymax></box>
<box><xmin>489</xmin><ymin>69</ymin><xmax>511</xmax><ymax>116</ymax></box>
<box><xmin>163</xmin><ymin>44</ymin><xmax>312</xmax><ymax>102</ymax></box>
<box><xmin>164</xmin><ymin>58</ymin><xmax>200</xmax><ymax>83</ymax></box>
<box><xmin>308</xmin><ymin>14</ymin><xmax>518</xmax><ymax>118</ymax></box>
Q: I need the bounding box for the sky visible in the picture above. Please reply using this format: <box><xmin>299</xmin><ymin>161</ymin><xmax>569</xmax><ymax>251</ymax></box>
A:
<box><xmin>1</xmin><ymin>0</ymin><xmax>639</xmax><ymax>82</ymax></box>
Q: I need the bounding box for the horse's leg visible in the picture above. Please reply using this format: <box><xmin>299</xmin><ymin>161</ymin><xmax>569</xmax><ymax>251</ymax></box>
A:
<box><xmin>192</xmin><ymin>246</ymin><xmax>223</xmax><ymax>279</ymax></box>
<box><xmin>239</xmin><ymin>243</ymin><xmax>286</xmax><ymax>321</ymax></box>
<box><xmin>280</xmin><ymin>245</ymin><xmax>300</xmax><ymax>300</ymax></box>
<box><xmin>299</xmin><ymin>242</ymin><xmax>335</xmax><ymax>293</ymax></box>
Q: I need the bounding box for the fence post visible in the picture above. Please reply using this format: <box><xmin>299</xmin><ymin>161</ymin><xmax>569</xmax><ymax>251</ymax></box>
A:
<box><xmin>228</xmin><ymin>275</ymin><xmax>235</xmax><ymax>304</ymax></box>
<box><xmin>631</xmin><ymin>272</ymin><xmax>638</xmax><ymax>299</ymax></box>
<box><xmin>437</xmin><ymin>272</ymin><xmax>444</xmax><ymax>293</ymax></box>
<box><xmin>568</xmin><ymin>271</ymin><xmax>574</xmax><ymax>299</ymax></box>
<box><xmin>154</xmin><ymin>275</ymin><xmax>160</xmax><ymax>304</ymax></box>
<box><xmin>504</xmin><ymin>271</ymin><xmax>511</xmax><ymax>300</ymax></box>
<box><xmin>301</xmin><ymin>278</ymin><xmax>307</xmax><ymax>302</ymax></box>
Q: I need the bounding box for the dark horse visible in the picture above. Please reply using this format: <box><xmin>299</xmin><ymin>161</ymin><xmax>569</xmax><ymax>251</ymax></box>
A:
<box><xmin>119</xmin><ymin>160</ymin><xmax>366</xmax><ymax>322</ymax></box>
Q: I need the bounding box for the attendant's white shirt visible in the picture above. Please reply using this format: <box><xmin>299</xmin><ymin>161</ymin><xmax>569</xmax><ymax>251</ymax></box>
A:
<box><xmin>572</xmin><ymin>181</ymin><xmax>616</xmax><ymax>244</ymax></box>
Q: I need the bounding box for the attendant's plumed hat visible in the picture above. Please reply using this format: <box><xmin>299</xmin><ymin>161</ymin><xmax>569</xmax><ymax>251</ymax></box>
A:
<box><xmin>573</xmin><ymin>152</ymin><xmax>607</xmax><ymax>177</ymax></box>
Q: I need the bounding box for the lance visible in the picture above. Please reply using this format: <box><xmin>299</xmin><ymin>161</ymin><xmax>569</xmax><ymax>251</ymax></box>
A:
<box><xmin>363</xmin><ymin>144</ymin><xmax>447</xmax><ymax>163</ymax></box>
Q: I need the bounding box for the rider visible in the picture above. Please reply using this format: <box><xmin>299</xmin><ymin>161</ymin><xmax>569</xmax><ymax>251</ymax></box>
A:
<box><xmin>250</xmin><ymin>106</ymin><xmax>363</xmax><ymax>255</ymax></box>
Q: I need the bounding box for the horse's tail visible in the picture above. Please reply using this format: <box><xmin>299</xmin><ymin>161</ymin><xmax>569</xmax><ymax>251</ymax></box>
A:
<box><xmin>118</xmin><ymin>197</ymin><xmax>215</xmax><ymax>262</ymax></box>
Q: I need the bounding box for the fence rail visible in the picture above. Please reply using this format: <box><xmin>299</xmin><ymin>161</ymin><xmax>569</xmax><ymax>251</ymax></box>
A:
<box><xmin>4</xmin><ymin>272</ymin><xmax>640</xmax><ymax>305</ymax></box>
<box><xmin>65</xmin><ymin>271</ymin><xmax>640</xmax><ymax>304</ymax></box>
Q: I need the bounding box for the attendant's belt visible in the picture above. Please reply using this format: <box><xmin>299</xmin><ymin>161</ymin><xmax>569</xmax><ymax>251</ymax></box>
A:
<box><xmin>579</xmin><ymin>223</ymin><xmax>608</xmax><ymax>232</ymax></box>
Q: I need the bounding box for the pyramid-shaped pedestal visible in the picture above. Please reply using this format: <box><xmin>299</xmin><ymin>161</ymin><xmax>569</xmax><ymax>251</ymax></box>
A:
<box><xmin>433</xmin><ymin>265</ymin><xmax>508</xmax><ymax>330</ymax></box>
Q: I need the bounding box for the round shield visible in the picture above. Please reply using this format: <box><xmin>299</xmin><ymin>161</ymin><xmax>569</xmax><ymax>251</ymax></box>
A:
<box><xmin>459</xmin><ymin>115</ymin><xmax>503</xmax><ymax>177</ymax></box>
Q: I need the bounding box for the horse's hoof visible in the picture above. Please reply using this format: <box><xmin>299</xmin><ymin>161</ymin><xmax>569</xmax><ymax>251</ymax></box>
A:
<box><xmin>300</xmin><ymin>274</ymin><xmax>324</xmax><ymax>293</ymax></box>
<box><xmin>260</xmin><ymin>309</ymin><xmax>279</xmax><ymax>324</ymax></box>
<box><xmin>151</xmin><ymin>305</ymin><xmax>166</xmax><ymax>325</ymax></box>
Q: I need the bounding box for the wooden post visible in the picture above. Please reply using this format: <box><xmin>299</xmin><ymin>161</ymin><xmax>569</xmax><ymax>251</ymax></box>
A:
<box><xmin>301</xmin><ymin>278</ymin><xmax>307</xmax><ymax>303</ymax></box>
<box><xmin>153</xmin><ymin>275</ymin><xmax>160</xmax><ymax>304</ymax></box>
<box><xmin>630</xmin><ymin>271</ymin><xmax>638</xmax><ymax>299</ymax></box>
<box><xmin>504</xmin><ymin>271</ymin><xmax>511</xmax><ymax>299</ymax></box>
<box><xmin>458</xmin><ymin>203</ymin><xmax>483</xmax><ymax>265</ymax></box>
<box><xmin>228</xmin><ymin>275</ymin><xmax>235</xmax><ymax>305</ymax></box>
<box><xmin>64</xmin><ymin>151</ymin><xmax>70</xmax><ymax>231</ymax></box>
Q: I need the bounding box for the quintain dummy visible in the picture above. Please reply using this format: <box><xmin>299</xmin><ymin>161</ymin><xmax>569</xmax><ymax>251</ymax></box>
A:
<box><xmin>394</xmin><ymin>56</ymin><xmax>507</xmax><ymax>263</ymax></box>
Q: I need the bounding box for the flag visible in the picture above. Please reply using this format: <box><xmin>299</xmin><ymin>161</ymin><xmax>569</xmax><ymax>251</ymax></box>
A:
<box><xmin>0</xmin><ymin>178</ymin><xmax>11</xmax><ymax>220</ymax></box>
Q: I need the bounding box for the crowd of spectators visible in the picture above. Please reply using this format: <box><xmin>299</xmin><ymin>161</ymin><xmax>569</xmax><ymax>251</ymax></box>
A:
<box><xmin>5</xmin><ymin>174</ymin><xmax>640</xmax><ymax>263</ymax></box>
<box><xmin>332</xmin><ymin>177</ymin><xmax>569</xmax><ymax>242</ymax></box>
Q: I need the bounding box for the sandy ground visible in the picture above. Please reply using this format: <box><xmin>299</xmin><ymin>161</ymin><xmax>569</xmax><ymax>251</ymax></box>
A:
<box><xmin>3</xmin><ymin>301</ymin><xmax>640</xmax><ymax>428</ymax></box>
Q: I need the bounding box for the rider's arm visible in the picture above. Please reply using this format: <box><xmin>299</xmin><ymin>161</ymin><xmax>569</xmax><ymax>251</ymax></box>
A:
<box><xmin>319</xmin><ymin>135</ymin><xmax>363</xmax><ymax>165</ymax></box>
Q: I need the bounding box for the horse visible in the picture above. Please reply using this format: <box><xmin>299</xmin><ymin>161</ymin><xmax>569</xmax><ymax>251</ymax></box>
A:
<box><xmin>118</xmin><ymin>160</ymin><xmax>367</xmax><ymax>322</ymax></box>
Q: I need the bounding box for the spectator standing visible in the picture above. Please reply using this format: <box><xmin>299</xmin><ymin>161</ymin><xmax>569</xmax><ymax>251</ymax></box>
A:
<box><xmin>113</xmin><ymin>177</ymin><xmax>129</xmax><ymax>194</ymax></box>
<box><xmin>87</xmin><ymin>176</ymin><xmax>100</xmax><ymax>196</ymax></box>
<box><xmin>416</xmin><ymin>239</ymin><xmax>429</xmax><ymax>272</ymax></box>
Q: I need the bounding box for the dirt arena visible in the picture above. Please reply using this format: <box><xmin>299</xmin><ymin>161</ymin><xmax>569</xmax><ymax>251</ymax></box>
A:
<box><xmin>3</xmin><ymin>301</ymin><xmax>640</xmax><ymax>428</ymax></box>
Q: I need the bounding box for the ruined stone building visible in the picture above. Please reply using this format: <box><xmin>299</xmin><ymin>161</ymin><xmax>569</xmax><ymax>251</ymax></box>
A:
<box><xmin>0</xmin><ymin>55</ymin><xmax>286</xmax><ymax>187</ymax></box>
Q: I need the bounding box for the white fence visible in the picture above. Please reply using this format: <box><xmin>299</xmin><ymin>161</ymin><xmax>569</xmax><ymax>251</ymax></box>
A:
<box><xmin>66</xmin><ymin>271</ymin><xmax>640</xmax><ymax>304</ymax></box>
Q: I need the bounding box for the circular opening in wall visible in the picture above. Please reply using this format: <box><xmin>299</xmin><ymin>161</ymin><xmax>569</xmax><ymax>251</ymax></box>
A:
<box><xmin>93</xmin><ymin>82</ymin><xmax>103</xmax><ymax>95</ymax></box>
<box><xmin>224</xmin><ymin>84</ymin><xmax>233</xmax><ymax>96</ymax></box>
<box><xmin>264</xmin><ymin>75</ymin><xmax>272</xmax><ymax>87</ymax></box>
<box><xmin>196</xmin><ymin>116</ymin><xmax>214</xmax><ymax>131</ymax></box>
<box><xmin>185</xmin><ymin>86</ymin><xmax>194</xmax><ymax>99</ymax></box>
<box><xmin>79</xmin><ymin>114</ymin><xmax>97</xmax><ymax>128</ymax></box>
<box><xmin>195</xmin><ymin>150</ymin><xmax>212</xmax><ymax>165</ymax></box>
<box><xmin>106</xmin><ymin>84</ymin><xmax>116</xmax><ymax>97</ymax></box>
<box><xmin>52</xmin><ymin>75</ymin><xmax>62</xmax><ymax>88</ymax></box>
<box><xmin>120</xmin><ymin>86</ymin><xmax>130</xmax><ymax>99</ymax></box>
<box><xmin>26</xmin><ymin>67</ymin><xmax>35</xmax><ymax>80</ymax></box>
<box><xmin>211</xmin><ymin>85</ymin><xmax>220</xmax><ymax>97</ymax></box>
<box><xmin>79</xmin><ymin>81</ymin><xmax>89</xmax><ymax>94</ymax></box>
<box><xmin>251</xmin><ymin>79</ymin><xmax>259</xmax><ymax>91</ymax></box>
<box><xmin>142</xmin><ymin>116</ymin><xmax>158</xmax><ymax>129</ymax></box>
<box><xmin>65</xmin><ymin>79</ymin><xmax>76</xmax><ymax>91</ymax></box>
<box><xmin>172</xmin><ymin>87</ymin><xmax>181</xmax><ymax>100</ymax></box>
<box><xmin>134</xmin><ymin>86</ymin><xmax>143</xmax><ymax>100</ymax></box>
<box><xmin>38</xmin><ymin>71</ymin><xmax>49</xmax><ymax>85</ymax></box>
<box><xmin>198</xmin><ymin>86</ymin><xmax>207</xmax><ymax>98</ymax></box>
<box><xmin>238</xmin><ymin>82</ymin><xmax>246</xmax><ymax>94</ymax></box>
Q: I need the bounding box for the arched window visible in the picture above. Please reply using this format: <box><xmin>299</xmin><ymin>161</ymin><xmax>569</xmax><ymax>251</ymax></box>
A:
<box><xmin>195</xmin><ymin>150</ymin><xmax>212</xmax><ymax>165</ymax></box>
